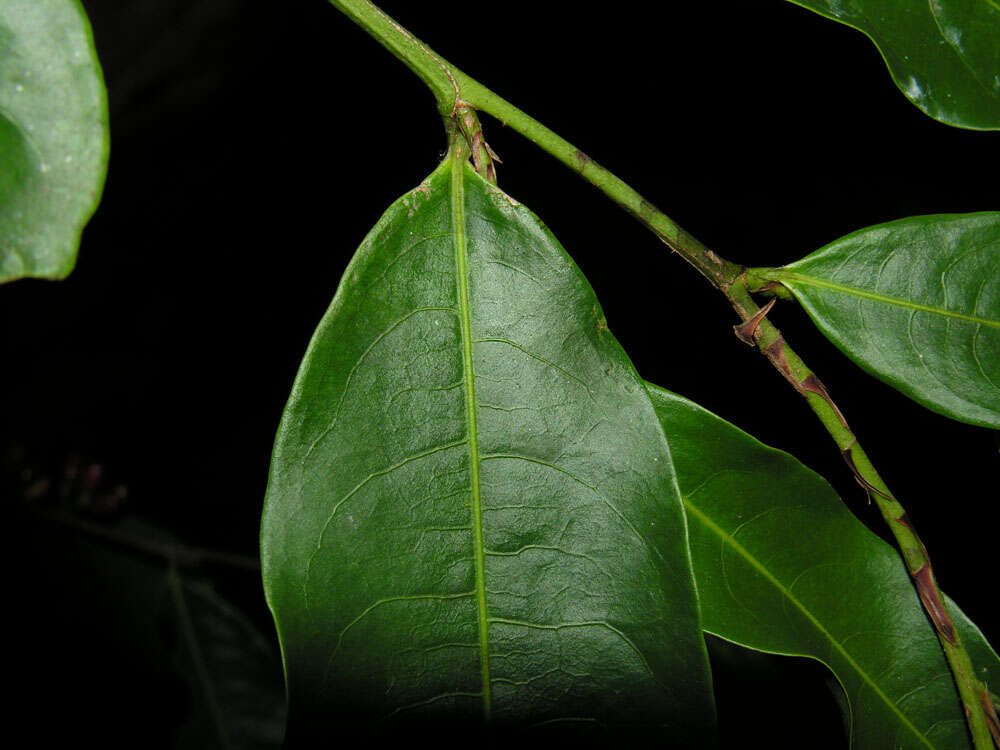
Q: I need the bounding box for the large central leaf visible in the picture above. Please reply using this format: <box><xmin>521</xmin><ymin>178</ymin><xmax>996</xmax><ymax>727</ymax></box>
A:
<box><xmin>261</xmin><ymin>155</ymin><xmax>714</xmax><ymax>741</ymax></box>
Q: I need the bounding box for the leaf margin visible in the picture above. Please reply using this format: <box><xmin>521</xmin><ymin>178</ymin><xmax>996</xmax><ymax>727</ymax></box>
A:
<box><xmin>0</xmin><ymin>0</ymin><xmax>110</xmax><ymax>283</ymax></box>
<box><xmin>784</xmin><ymin>0</ymin><xmax>1000</xmax><ymax>130</ymax></box>
<box><xmin>644</xmin><ymin>379</ymin><xmax>1000</xmax><ymax>748</ymax></box>
<box><xmin>261</xmin><ymin>155</ymin><xmax>717</xmax><ymax>739</ymax></box>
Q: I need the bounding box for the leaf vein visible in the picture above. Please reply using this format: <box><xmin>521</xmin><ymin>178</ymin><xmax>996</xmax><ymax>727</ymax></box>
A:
<box><xmin>303</xmin><ymin>439</ymin><xmax>469</xmax><ymax>606</ymax></box>
<box><xmin>781</xmin><ymin>272</ymin><xmax>1000</xmax><ymax>328</ymax></box>
<box><xmin>301</xmin><ymin>306</ymin><xmax>460</xmax><ymax>468</ymax></box>
<box><xmin>684</xmin><ymin>498</ymin><xmax>936</xmax><ymax>748</ymax></box>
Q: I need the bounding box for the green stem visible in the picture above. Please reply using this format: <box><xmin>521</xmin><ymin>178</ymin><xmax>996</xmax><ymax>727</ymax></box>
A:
<box><xmin>732</xmin><ymin>284</ymin><xmax>998</xmax><ymax>749</ymax></box>
<box><xmin>328</xmin><ymin>2</ymin><xmax>998</xmax><ymax>745</ymax></box>
<box><xmin>329</xmin><ymin>3</ymin><xmax>734</xmax><ymax>287</ymax></box>
<box><xmin>328</xmin><ymin>0</ymin><xmax>460</xmax><ymax>113</ymax></box>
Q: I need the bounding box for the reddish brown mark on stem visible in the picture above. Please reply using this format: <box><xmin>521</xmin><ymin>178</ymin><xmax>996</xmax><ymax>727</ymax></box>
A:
<box><xmin>894</xmin><ymin>513</ymin><xmax>933</xmax><ymax>562</ymax></box>
<box><xmin>841</xmin><ymin>444</ymin><xmax>891</xmax><ymax>502</ymax></box>
<box><xmin>911</xmin><ymin>563</ymin><xmax>958</xmax><ymax>645</ymax></box>
<box><xmin>748</xmin><ymin>279</ymin><xmax>783</xmax><ymax>294</ymax></box>
<box><xmin>484</xmin><ymin>140</ymin><xmax>502</xmax><ymax>163</ymax></box>
<box><xmin>894</xmin><ymin>512</ymin><xmax>919</xmax><ymax>535</ymax></box>
<box><xmin>458</xmin><ymin>108</ymin><xmax>499</xmax><ymax>183</ymax></box>
<box><xmin>574</xmin><ymin>149</ymin><xmax>591</xmax><ymax>173</ymax></box>
<box><xmin>734</xmin><ymin>297</ymin><xmax>776</xmax><ymax>345</ymax></box>
<box><xmin>891</xmin><ymin>513</ymin><xmax>963</xmax><ymax>649</ymax></box>
<box><xmin>800</xmin><ymin>373</ymin><xmax>851</xmax><ymax>431</ymax></box>
<box><xmin>980</xmin><ymin>688</ymin><xmax>1000</xmax><ymax>746</ymax></box>
<box><xmin>762</xmin><ymin>335</ymin><xmax>803</xmax><ymax>393</ymax></box>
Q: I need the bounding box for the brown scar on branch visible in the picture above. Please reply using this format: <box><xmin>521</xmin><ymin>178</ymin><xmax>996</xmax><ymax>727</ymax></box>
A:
<box><xmin>840</xmin><ymin>443</ymin><xmax>892</xmax><ymax>502</ymax></box>
<box><xmin>484</xmin><ymin>140</ymin><xmax>502</xmax><ymax>163</ymax></box>
<box><xmin>467</xmin><ymin>129</ymin><xmax>487</xmax><ymax>176</ymax></box>
<box><xmin>894</xmin><ymin>513</ymin><xmax>934</xmax><ymax>567</ymax></box>
<box><xmin>574</xmin><ymin>149</ymin><xmax>591</xmax><ymax>173</ymax></box>
<box><xmin>456</xmin><ymin>104</ymin><xmax>499</xmax><ymax>182</ymax></box>
<box><xmin>751</xmin><ymin>280</ymin><xmax>783</xmax><ymax>294</ymax></box>
<box><xmin>763</xmin><ymin>335</ymin><xmax>803</xmax><ymax>393</ymax></box>
<box><xmin>980</xmin><ymin>687</ymin><xmax>1000</xmax><ymax>746</ymax></box>
<box><xmin>706</xmin><ymin>250</ymin><xmax>724</xmax><ymax>267</ymax></box>
<box><xmin>734</xmin><ymin>298</ymin><xmax>776</xmax><ymax>346</ymax></box>
<box><xmin>478</xmin><ymin>133</ymin><xmax>502</xmax><ymax>184</ymax></box>
<box><xmin>800</xmin><ymin>373</ymin><xmax>851</xmax><ymax>431</ymax></box>
<box><xmin>910</xmin><ymin>563</ymin><xmax>958</xmax><ymax>645</ymax></box>
<box><xmin>894</xmin><ymin>511</ymin><xmax>916</xmax><ymax>532</ymax></box>
<box><xmin>890</xmin><ymin>514</ymin><xmax>959</xmax><ymax>647</ymax></box>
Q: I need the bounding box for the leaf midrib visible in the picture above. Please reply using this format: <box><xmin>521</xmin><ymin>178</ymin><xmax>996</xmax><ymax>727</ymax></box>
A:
<box><xmin>451</xmin><ymin>158</ymin><xmax>492</xmax><ymax>718</ymax></box>
<box><xmin>682</xmin><ymin>497</ymin><xmax>935</xmax><ymax>748</ymax></box>
<box><xmin>779</xmin><ymin>270</ymin><xmax>1000</xmax><ymax>329</ymax></box>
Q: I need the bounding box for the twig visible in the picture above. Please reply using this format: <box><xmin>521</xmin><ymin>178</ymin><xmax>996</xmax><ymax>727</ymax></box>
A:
<box><xmin>323</xmin><ymin>3</ymin><xmax>998</xmax><ymax>744</ymax></box>
<box><xmin>31</xmin><ymin>508</ymin><xmax>261</xmax><ymax>571</ymax></box>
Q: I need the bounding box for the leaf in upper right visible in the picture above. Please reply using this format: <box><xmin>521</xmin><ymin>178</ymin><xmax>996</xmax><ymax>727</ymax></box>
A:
<box><xmin>785</xmin><ymin>0</ymin><xmax>1000</xmax><ymax>130</ymax></box>
<box><xmin>750</xmin><ymin>212</ymin><xmax>1000</xmax><ymax>429</ymax></box>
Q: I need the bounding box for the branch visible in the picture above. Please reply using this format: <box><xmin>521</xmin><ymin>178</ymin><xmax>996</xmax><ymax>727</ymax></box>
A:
<box><xmin>327</xmin><ymin>2</ymin><xmax>998</xmax><ymax>745</ymax></box>
<box><xmin>34</xmin><ymin>509</ymin><xmax>261</xmax><ymax>572</ymax></box>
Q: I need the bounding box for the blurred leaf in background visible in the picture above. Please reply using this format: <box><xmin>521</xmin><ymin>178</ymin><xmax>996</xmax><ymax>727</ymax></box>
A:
<box><xmin>0</xmin><ymin>0</ymin><xmax>109</xmax><ymax>282</ymax></box>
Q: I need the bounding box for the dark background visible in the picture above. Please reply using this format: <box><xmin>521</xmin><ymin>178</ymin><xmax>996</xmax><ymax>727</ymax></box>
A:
<box><xmin>3</xmin><ymin>1</ymin><xmax>998</xmax><ymax>746</ymax></box>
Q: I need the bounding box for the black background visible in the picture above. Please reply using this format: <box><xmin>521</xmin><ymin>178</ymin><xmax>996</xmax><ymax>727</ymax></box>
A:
<box><xmin>3</xmin><ymin>1</ymin><xmax>998</xmax><ymax>746</ymax></box>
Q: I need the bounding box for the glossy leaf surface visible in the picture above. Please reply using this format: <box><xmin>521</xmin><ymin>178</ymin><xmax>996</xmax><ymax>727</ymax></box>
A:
<box><xmin>756</xmin><ymin>213</ymin><xmax>1000</xmax><ymax>429</ymax></box>
<box><xmin>0</xmin><ymin>0</ymin><xmax>108</xmax><ymax>282</ymax></box>
<box><xmin>647</xmin><ymin>382</ymin><xmax>1000</xmax><ymax>748</ymax></box>
<box><xmin>261</xmin><ymin>157</ymin><xmax>714</xmax><ymax>740</ymax></box>
<box><xmin>786</xmin><ymin>0</ymin><xmax>1000</xmax><ymax>130</ymax></box>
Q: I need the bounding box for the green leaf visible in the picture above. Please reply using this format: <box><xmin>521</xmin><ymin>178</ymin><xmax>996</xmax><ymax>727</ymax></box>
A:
<box><xmin>786</xmin><ymin>0</ymin><xmax>1000</xmax><ymax>130</ymax></box>
<box><xmin>751</xmin><ymin>213</ymin><xmax>1000</xmax><ymax>429</ymax></box>
<box><xmin>646</xmin><ymin>381</ymin><xmax>1000</xmax><ymax>749</ymax></box>
<box><xmin>34</xmin><ymin>517</ymin><xmax>285</xmax><ymax>749</ymax></box>
<box><xmin>260</xmin><ymin>155</ymin><xmax>715</xmax><ymax>741</ymax></box>
<box><xmin>0</xmin><ymin>0</ymin><xmax>109</xmax><ymax>283</ymax></box>
<box><xmin>167</xmin><ymin>572</ymin><xmax>287</xmax><ymax>749</ymax></box>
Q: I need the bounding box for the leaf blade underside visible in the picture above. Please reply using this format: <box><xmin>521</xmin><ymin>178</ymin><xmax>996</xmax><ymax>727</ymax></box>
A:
<box><xmin>647</xmin><ymin>382</ymin><xmax>1000</xmax><ymax>749</ymax></box>
<box><xmin>758</xmin><ymin>213</ymin><xmax>1000</xmax><ymax>428</ymax></box>
<box><xmin>261</xmin><ymin>158</ymin><xmax>715</xmax><ymax>741</ymax></box>
<box><xmin>0</xmin><ymin>0</ymin><xmax>109</xmax><ymax>282</ymax></box>
<box><xmin>785</xmin><ymin>0</ymin><xmax>1000</xmax><ymax>130</ymax></box>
